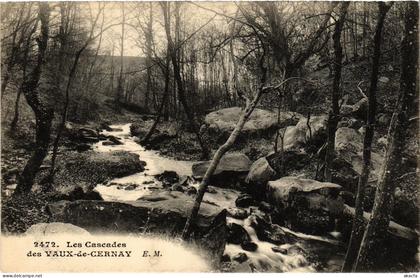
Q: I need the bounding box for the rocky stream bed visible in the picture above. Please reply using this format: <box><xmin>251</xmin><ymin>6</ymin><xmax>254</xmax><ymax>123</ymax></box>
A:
<box><xmin>71</xmin><ymin>124</ymin><xmax>348</xmax><ymax>272</ymax></box>
<box><xmin>3</xmin><ymin>121</ymin><xmax>417</xmax><ymax>272</ymax></box>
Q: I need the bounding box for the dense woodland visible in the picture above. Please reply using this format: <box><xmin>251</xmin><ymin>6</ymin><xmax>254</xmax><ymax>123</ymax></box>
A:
<box><xmin>1</xmin><ymin>1</ymin><xmax>418</xmax><ymax>273</ymax></box>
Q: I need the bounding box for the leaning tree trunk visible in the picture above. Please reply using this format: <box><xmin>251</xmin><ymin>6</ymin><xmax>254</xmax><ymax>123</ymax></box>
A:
<box><xmin>15</xmin><ymin>3</ymin><xmax>53</xmax><ymax>195</ymax></box>
<box><xmin>324</xmin><ymin>2</ymin><xmax>350</xmax><ymax>182</ymax></box>
<box><xmin>181</xmin><ymin>66</ymin><xmax>309</xmax><ymax>240</ymax></box>
<box><xmin>354</xmin><ymin>2</ymin><xmax>418</xmax><ymax>271</ymax></box>
<box><xmin>181</xmin><ymin>83</ymin><xmax>267</xmax><ymax>240</ymax></box>
<box><xmin>15</xmin><ymin>110</ymin><xmax>53</xmax><ymax>195</ymax></box>
<box><xmin>181</xmin><ymin>37</ymin><xmax>271</xmax><ymax>239</ymax></box>
<box><xmin>342</xmin><ymin>2</ymin><xmax>392</xmax><ymax>272</ymax></box>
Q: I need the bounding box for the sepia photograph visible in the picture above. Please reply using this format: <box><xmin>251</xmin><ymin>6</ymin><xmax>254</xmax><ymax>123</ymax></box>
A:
<box><xmin>0</xmin><ymin>0</ymin><xmax>418</xmax><ymax>274</ymax></box>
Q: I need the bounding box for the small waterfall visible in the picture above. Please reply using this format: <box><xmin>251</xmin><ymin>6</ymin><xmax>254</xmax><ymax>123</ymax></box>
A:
<box><xmin>93</xmin><ymin>123</ymin><xmax>344</xmax><ymax>272</ymax></box>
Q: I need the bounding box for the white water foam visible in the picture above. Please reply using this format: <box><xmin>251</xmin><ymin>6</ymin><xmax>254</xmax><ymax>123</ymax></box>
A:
<box><xmin>92</xmin><ymin>123</ymin><xmax>342</xmax><ymax>272</ymax></box>
<box><xmin>93</xmin><ymin>124</ymin><xmax>194</xmax><ymax>201</ymax></box>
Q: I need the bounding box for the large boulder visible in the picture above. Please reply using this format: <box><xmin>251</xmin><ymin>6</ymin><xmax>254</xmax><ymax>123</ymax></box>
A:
<box><xmin>227</xmin><ymin>222</ymin><xmax>251</xmax><ymax>245</ymax></box>
<box><xmin>145</xmin><ymin>133</ymin><xmax>176</xmax><ymax>150</ymax></box>
<box><xmin>63</xmin><ymin>123</ymin><xmax>102</xmax><ymax>151</ymax></box>
<box><xmin>279</xmin><ymin>125</ymin><xmax>306</xmax><ymax>151</ymax></box>
<box><xmin>78</xmin><ymin>127</ymin><xmax>99</xmax><ymax>140</ymax></box>
<box><xmin>245</xmin><ymin>157</ymin><xmax>276</xmax><ymax>186</ymax></box>
<box><xmin>232</xmin><ymin>252</ymin><xmax>248</xmax><ymax>263</ymax></box>
<box><xmin>267</xmin><ymin>177</ymin><xmax>343</xmax><ymax>235</ymax></box>
<box><xmin>130</xmin><ymin>122</ymin><xmax>147</xmax><ymax>137</ymax></box>
<box><xmin>249</xmin><ymin>215</ymin><xmax>286</xmax><ymax>245</ymax></box>
<box><xmin>203</xmin><ymin>107</ymin><xmax>302</xmax><ymax>140</ymax></box>
<box><xmin>192</xmin><ymin>153</ymin><xmax>251</xmax><ymax>185</ymax></box>
<box><xmin>335</xmin><ymin>127</ymin><xmax>362</xmax><ymax>153</ymax></box>
<box><xmin>143</xmin><ymin>125</ymin><xmax>178</xmax><ymax>150</ymax></box>
<box><xmin>227</xmin><ymin>207</ymin><xmax>248</xmax><ymax>220</ymax></box>
<box><xmin>25</xmin><ymin>222</ymin><xmax>90</xmax><ymax>235</ymax></box>
<box><xmin>50</xmin><ymin>186</ymin><xmax>103</xmax><ymax>201</ymax></box>
<box><xmin>52</xmin><ymin>151</ymin><xmax>145</xmax><ymax>194</ymax></box>
<box><xmin>393</xmin><ymin>180</ymin><xmax>418</xmax><ymax>229</ymax></box>
<box><xmin>278</xmin><ymin>115</ymin><xmax>328</xmax><ymax>151</ymax></box>
<box><xmin>266</xmin><ymin>150</ymin><xmax>310</xmax><ymax>175</ymax></box>
<box><xmin>267</xmin><ymin>177</ymin><xmax>342</xmax><ymax>206</ymax></box>
<box><xmin>199</xmin><ymin>209</ymin><xmax>229</xmax><ymax>263</ymax></box>
<box><xmin>245</xmin><ymin>151</ymin><xmax>310</xmax><ymax>198</ymax></box>
<box><xmin>65</xmin><ymin>123</ymin><xmax>100</xmax><ymax>143</ymax></box>
<box><xmin>235</xmin><ymin>194</ymin><xmax>255</xmax><ymax>208</ymax></box>
<box><xmin>48</xmin><ymin>191</ymin><xmax>228</xmax><ymax>262</ymax></box>
<box><xmin>155</xmin><ymin>170</ymin><xmax>180</xmax><ymax>186</ymax></box>
<box><xmin>335</xmin><ymin>127</ymin><xmax>384</xmax><ymax>183</ymax></box>
<box><xmin>296</xmin><ymin>115</ymin><xmax>328</xmax><ymax>149</ymax></box>
<box><xmin>102</xmin><ymin>135</ymin><xmax>123</xmax><ymax>146</ymax></box>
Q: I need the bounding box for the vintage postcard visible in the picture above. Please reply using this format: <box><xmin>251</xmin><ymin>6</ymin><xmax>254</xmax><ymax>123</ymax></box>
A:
<box><xmin>0</xmin><ymin>1</ymin><xmax>418</xmax><ymax>274</ymax></box>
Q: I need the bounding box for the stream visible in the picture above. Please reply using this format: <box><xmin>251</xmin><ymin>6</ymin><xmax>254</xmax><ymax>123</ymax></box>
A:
<box><xmin>93</xmin><ymin>123</ymin><xmax>345</xmax><ymax>272</ymax></box>
<box><xmin>94</xmin><ymin>124</ymin><xmax>194</xmax><ymax>201</ymax></box>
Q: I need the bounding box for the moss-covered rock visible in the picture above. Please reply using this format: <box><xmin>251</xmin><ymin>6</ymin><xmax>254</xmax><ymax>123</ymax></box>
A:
<box><xmin>51</xmin><ymin>151</ymin><xmax>145</xmax><ymax>194</ymax></box>
<box><xmin>203</xmin><ymin>107</ymin><xmax>302</xmax><ymax>142</ymax></box>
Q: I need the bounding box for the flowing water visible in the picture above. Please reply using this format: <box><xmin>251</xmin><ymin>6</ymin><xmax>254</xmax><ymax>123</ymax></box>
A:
<box><xmin>94</xmin><ymin>124</ymin><xmax>194</xmax><ymax>201</ymax></box>
<box><xmin>93</xmin><ymin>123</ymin><xmax>344</xmax><ymax>272</ymax></box>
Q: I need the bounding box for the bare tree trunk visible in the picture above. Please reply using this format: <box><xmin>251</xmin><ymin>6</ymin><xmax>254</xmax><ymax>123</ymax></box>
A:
<box><xmin>10</xmin><ymin>84</ymin><xmax>23</xmax><ymax>131</ymax></box>
<box><xmin>15</xmin><ymin>3</ymin><xmax>53</xmax><ymax>195</ymax></box>
<box><xmin>354</xmin><ymin>2</ymin><xmax>418</xmax><ymax>271</ymax></box>
<box><xmin>353</xmin><ymin>7</ymin><xmax>358</xmax><ymax>60</ymax></box>
<box><xmin>182</xmin><ymin>46</ymin><xmax>277</xmax><ymax>238</ymax></box>
<box><xmin>362</xmin><ymin>3</ymin><xmax>367</xmax><ymax>58</ymax></box>
<box><xmin>342</xmin><ymin>2</ymin><xmax>392</xmax><ymax>272</ymax></box>
<box><xmin>324</xmin><ymin>2</ymin><xmax>350</xmax><ymax>182</ymax></box>
<box><xmin>10</xmin><ymin>19</ymin><xmax>37</xmax><ymax>131</ymax></box>
<box><xmin>256</xmin><ymin>2</ymin><xmax>336</xmax><ymax>111</ymax></box>
<box><xmin>145</xmin><ymin>3</ymin><xmax>153</xmax><ymax>112</ymax></box>
<box><xmin>161</xmin><ymin>2</ymin><xmax>209</xmax><ymax>159</ymax></box>
<box><xmin>274</xmin><ymin>87</ymin><xmax>285</xmax><ymax>176</ymax></box>
<box><xmin>115</xmin><ymin>2</ymin><xmax>125</xmax><ymax>109</ymax></box>
<box><xmin>48</xmin><ymin>5</ymin><xmax>104</xmax><ymax>184</ymax></box>
<box><xmin>47</xmin><ymin>46</ymin><xmax>86</xmax><ymax>184</ymax></box>
<box><xmin>174</xmin><ymin>2</ymin><xmax>182</xmax><ymax>117</ymax></box>
<box><xmin>109</xmin><ymin>44</ymin><xmax>115</xmax><ymax>97</ymax></box>
<box><xmin>343</xmin><ymin>22</ymin><xmax>349</xmax><ymax>63</ymax></box>
<box><xmin>84</xmin><ymin>7</ymin><xmax>104</xmax><ymax>106</ymax></box>
<box><xmin>1</xmin><ymin>7</ymin><xmax>25</xmax><ymax>98</ymax></box>
<box><xmin>228</xmin><ymin>9</ymin><xmax>240</xmax><ymax>102</ymax></box>
<box><xmin>143</xmin><ymin>55</ymin><xmax>171</xmax><ymax>144</ymax></box>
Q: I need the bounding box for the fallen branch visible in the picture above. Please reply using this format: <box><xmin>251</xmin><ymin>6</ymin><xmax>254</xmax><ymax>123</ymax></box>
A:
<box><xmin>343</xmin><ymin>205</ymin><xmax>417</xmax><ymax>241</ymax></box>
